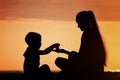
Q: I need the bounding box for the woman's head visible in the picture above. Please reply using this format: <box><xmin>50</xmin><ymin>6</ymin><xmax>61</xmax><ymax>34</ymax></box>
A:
<box><xmin>76</xmin><ymin>11</ymin><xmax>97</xmax><ymax>31</ymax></box>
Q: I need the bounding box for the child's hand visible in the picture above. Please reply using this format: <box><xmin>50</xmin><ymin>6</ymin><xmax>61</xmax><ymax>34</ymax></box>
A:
<box><xmin>52</xmin><ymin>43</ymin><xmax>60</xmax><ymax>52</ymax></box>
<box><xmin>43</xmin><ymin>43</ymin><xmax>60</xmax><ymax>54</ymax></box>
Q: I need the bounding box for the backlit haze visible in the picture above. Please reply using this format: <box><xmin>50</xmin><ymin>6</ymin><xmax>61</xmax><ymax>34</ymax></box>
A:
<box><xmin>0</xmin><ymin>0</ymin><xmax>120</xmax><ymax>72</ymax></box>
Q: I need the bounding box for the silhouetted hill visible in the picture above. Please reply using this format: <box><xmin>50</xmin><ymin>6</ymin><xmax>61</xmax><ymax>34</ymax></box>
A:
<box><xmin>0</xmin><ymin>71</ymin><xmax>59</xmax><ymax>80</ymax></box>
<box><xmin>0</xmin><ymin>71</ymin><xmax>24</xmax><ymax>80</ymax></box>
<box><xmin>0</xmin><ymin>71</ymin><xmax>120</xmax><ymax>80</ymax></box>
<box><xmin>104</xmin><ymin>71</ymin><xmax>120</xmax><ymax>80</ymax></box>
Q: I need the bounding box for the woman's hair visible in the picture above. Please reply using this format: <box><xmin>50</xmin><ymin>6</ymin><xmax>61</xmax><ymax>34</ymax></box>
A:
<box><xmin>76</xmin><ymin>11</ymin><xmax>90</xmax><ymax>24</ymax></box>
<box><xmin>88</xmin><ymin>11</ymin><xmax>107</xmax><ymax>66</ymax></box>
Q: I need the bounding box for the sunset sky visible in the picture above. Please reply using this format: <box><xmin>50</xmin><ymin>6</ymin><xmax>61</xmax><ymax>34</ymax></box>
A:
<box><xmin>0</xmin><ymin>0</ymin><xmax>120</xmax><ymax>72</ymax></box>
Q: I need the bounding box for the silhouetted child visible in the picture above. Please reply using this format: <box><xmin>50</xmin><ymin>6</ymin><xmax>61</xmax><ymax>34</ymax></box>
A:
<box><xmin>23</xmin><ymin>32</ymin><xmax>60</xmax><ymax>80</ymax></box>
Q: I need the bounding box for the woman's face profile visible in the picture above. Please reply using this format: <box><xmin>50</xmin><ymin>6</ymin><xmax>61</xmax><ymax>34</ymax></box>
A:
<box><xmin>77</xmin><ymin>19</ymin><xmax>90</xmax><ymax>31</ymax></box>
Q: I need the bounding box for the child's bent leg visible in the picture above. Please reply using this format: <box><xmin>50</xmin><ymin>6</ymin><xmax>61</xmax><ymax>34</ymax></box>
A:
<box><xmin>39</xmin><ymin>64</ymin><xmax>52</xmax><ymax>80</ymax></box>
<box><xmin>40</xmin><ymin>64</ymin><xmax>51</xmax><ymax>72</ymax></box>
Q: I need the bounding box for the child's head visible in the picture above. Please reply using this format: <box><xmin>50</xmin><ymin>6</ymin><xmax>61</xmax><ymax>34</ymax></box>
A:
<box><xmin>25</xmin><ymin>32</ymin><xmax>41</xmax><ymax>49</ymax></box>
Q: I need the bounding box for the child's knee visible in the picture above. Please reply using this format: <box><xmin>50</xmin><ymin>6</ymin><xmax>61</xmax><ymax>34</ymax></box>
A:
<box><xmin>40</xmin><ymin>64</ymin><xmax>51</xmax><ymax>72</ymax></box>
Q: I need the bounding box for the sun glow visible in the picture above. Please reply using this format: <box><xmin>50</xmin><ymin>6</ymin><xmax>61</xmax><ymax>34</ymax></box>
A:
<box><xmin>0</xmin><ymin>19</ymin><xmax>120</xmax><ymax>72</ymax></box>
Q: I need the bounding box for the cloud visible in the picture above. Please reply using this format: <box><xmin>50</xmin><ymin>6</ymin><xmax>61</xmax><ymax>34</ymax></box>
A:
<box><xmin>0</xmin><ymin>0</ymin><xmax>120</xmax><ymax>21</ymax></box>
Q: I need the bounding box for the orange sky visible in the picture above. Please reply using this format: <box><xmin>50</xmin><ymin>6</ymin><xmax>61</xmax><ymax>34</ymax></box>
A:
<box><xmin>0</xmin><ymin>20</ymin><xmax>120</xmax><ymax>72</ymax></box>
<box><xmin>0</xmin><ymin>0</ymin><xmax>120</xmax><ymax>72</ymax></box>
<box><xmin>0</xmin><ymin>0</ymin><xmax>120</xmax><ymax>21</ymax></box>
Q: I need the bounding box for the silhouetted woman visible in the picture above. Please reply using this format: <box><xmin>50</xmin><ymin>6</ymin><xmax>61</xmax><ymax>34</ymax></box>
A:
<box><xmin>55</xmin><ymin>11</ymin><xmax>107</xmax><ymax>80</ymax></box>
<box><xmin>75</xmin><ymin>11</ymin><xmax>107</xmax><ymax>80</ymax></box>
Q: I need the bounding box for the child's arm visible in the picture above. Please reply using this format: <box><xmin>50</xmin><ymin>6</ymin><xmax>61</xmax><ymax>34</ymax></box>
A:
<box><xmin>40</xmin><ymin>43</ymin><xmax>60</xmax><ymax>55</ymax></box>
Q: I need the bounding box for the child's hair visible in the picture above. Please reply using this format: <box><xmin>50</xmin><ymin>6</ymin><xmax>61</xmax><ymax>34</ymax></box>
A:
<box><xmin>25</xmin><ymin>32</ymin><xmax>41</xmax><ymax>46</ymax></box>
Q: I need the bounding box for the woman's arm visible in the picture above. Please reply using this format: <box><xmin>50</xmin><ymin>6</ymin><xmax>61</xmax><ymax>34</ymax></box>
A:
<box><xmin>53</xmin><ymin>48</ymin><xmax>78</xmax><ymax>55</ymax></box>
